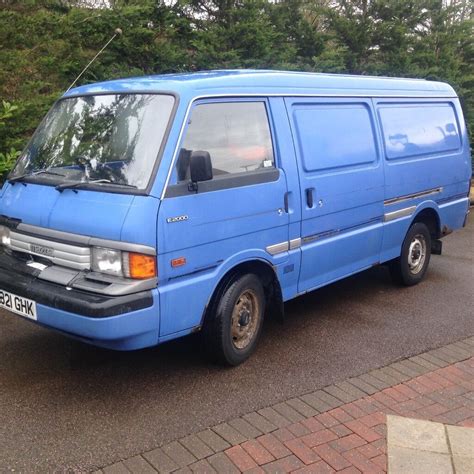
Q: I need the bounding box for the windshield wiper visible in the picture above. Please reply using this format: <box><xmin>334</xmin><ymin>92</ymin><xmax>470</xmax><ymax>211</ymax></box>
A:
<box><xmin>8</xmin><ymin>169</ymin><xmax>66</xmax><ymax>184</ymax></box>
<box><xmin>55</xmin><ymin>179</ymin><xmax>138</xmax><ymax>192</ymax></box>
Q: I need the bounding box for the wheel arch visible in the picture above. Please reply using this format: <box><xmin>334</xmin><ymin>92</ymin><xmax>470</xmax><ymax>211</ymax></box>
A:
<box><xmin>201</xmin><ymin>258</ymin><xmax>284</xmax><ymax>328</ymax></box>
<box><xmin>411</xmin><ymin>205</ymin><xmax>441</xmax><ymax>240</ymax></box>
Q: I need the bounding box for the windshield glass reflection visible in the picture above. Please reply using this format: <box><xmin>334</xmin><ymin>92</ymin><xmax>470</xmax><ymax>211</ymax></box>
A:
<box><xmin>11</xmin><ymin>93</ymin><xmax>175</xmax><ymax>190</ymax></box>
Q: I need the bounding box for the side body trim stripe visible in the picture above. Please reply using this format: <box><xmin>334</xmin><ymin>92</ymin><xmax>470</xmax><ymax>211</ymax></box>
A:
<box><xmin>267</xmin><ymin>217</ymin><xmax>383</xmax><ymax>255</ymax></box>
<box><xmin>384</xmin><ymin>206</ymin><xmax>416</xmax><ymax>222</ymax></box>
<box><xmin>289</xmin><ymin>238</ymin><xmax>302</xmax><ymax>250</ymax></box>
<box><xmin>266</xmin><ymin>242</ymin><xmax>289</xmax><ymax>255</ymax></box>
<box><xmin>384</xmin><ymin>187</ymin><xmax>443</xmax><ymax>206</ymax></box>
<box><xmin>302</xmin><ymin>216</ymin><xmax>382</xmax><ymax>245</ymax></box>
<box><xmin>266</xmin><ymin>238</ymin><xmax>303</xmax><ymax>256</ymax></box>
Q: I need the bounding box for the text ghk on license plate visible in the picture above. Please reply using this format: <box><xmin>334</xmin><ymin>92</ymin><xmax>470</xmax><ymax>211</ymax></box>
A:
<box><xmin>0</xmin><ymin>290</ymin><xmax>37</xmax><ymax>320</ymax></box>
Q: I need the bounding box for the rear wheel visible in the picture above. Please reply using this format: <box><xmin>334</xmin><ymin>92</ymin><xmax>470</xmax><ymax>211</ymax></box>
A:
<box><xmin>389</xmin><ymin>222</ymin><xmax>431</xmax><ymax>286</ymax></box>
<box><xmin>203</xmin><ymin>273</ymin><xmax>265</xmax><ymax>366</ymax></box>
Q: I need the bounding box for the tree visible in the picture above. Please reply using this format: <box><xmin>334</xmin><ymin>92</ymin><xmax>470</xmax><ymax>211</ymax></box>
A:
<box><xmin>0</xmin><ymin>101</ymin><xmax>20</xmax><ymax>179</ymax></box>
<box><xmin>0</xmin><ymin>0</ymin><xmax>472</xmax><ymax>177</ymax></box>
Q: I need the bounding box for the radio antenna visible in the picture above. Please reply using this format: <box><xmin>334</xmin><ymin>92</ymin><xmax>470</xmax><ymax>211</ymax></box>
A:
<box><xmin>66</xmin><ymin>28</ymin><xmax>123</xmax><ymax>93</ymax></box>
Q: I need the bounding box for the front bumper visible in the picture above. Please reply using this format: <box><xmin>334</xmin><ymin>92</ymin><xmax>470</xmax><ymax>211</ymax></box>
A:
<box><xmin>0</xmin><ymin>251</ymin><xmax>153</xmax><ymax>317</ymax></box>
<box><xmin>0</xmin><ymin>251</ymin><xmax>159</xmax><ymax>350</ymax></box>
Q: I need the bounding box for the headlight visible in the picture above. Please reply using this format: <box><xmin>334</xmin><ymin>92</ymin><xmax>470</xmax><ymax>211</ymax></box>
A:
<box><xmin>91</xmin><ymin>247</ymin><xmax>123</xmax><ymax>277</ymax></box>
<box><xmin>91</xmin><ymin>246</ymin><xmax>157</xmax><ymax>280</ymax></box>
<box><xmin>0</xmin><ymin>225</ymin><xmax>10</xmax><ymax>246</ymax></box>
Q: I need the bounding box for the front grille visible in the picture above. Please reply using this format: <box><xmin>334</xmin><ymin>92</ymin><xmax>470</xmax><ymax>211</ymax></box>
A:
<box><xmin>8</xmin><ymin>231</ymin><xmax>91</xmax><ymax>270</ymax></box>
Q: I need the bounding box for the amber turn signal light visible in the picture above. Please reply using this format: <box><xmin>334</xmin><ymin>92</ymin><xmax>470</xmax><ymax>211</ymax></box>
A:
<box><xmin>128</xmin><ymin>253</ymin><xmax>157</xmax><ymax>279</ymax></box>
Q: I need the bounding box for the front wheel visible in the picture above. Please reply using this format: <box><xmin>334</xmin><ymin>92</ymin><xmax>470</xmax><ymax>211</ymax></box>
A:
<box><xmin>203</xmin><ymin>273</ymin><xmax>265</xmax><ymax>366</ymax></box>
<box><xmin>389</xmin><ymin>222</ymin><xmax>432</xmax><ymax>286</ymax></box>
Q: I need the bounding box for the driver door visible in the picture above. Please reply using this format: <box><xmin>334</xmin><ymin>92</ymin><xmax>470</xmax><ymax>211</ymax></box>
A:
<box><xmin>157</xmin><ymin>99</ymin><xmax>290</xmax><ymax>337</ymax></box>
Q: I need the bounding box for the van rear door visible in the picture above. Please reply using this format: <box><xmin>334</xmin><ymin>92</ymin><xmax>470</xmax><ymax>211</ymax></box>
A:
<box><xmin>285</xmin><ymin>97</ymin><xmax>384</xmax><ymax>293</ymax></box>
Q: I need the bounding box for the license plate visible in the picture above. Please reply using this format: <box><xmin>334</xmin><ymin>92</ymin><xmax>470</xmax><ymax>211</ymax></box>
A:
<box><xmin>0</xmin><ymin>290</ymin><xmax>37</xmax><ymax>320</ymax></box>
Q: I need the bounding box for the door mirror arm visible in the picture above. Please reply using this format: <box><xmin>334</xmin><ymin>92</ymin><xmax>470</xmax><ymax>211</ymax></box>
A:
<box><xmin>188</xmin><ymin>181</ymin><xmax>198</xmax><ymax>193</ymax></box>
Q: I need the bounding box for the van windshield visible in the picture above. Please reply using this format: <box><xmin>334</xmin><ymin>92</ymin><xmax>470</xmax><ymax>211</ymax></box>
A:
<box><xmin>10</xmin><ymin>93</ymin><xmax>175</xmax><ymax>191</ymax></box>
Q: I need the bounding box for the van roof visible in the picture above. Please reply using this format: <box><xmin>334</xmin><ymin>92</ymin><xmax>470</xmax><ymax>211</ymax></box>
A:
<box><xmin>64</xmin><ymin>69</ymin><xmax>457</xmax><ymax>99</ymax></box>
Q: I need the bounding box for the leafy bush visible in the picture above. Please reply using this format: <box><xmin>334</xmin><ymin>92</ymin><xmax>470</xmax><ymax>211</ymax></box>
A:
<box><xmin>0</xmin><ymin>101</ymin><xmax>20</xmax><ymax>179</ymax></box>
<box><xmin>0</xmin><ymin>0</ymin><xmax>472</xmax><ymax>163</ymax></box>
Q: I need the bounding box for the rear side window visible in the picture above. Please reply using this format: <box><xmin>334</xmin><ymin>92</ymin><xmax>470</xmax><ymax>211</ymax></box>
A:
<box><xmin>292</xmin><ymin>103</ymin><xmax>377</xmax><ymax>172</ymax></box>
<box><xmin>378</xmin><ymin>103</ymin><xmax>461</xmax><ymax>160</ymax></box>
<box><xmin>175</xmin><ymin>101</ymin><xmax>274</xmax><ymax>183</ymax></box>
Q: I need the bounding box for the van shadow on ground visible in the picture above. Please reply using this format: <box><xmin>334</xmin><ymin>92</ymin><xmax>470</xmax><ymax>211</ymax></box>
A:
<box><xmin>7</xmin><ymin>263</ymin><xmax>395</xmax><ymax>375</ymax></box>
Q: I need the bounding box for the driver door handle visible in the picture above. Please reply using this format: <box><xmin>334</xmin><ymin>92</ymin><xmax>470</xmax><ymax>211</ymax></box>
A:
<box><xmin>306</xmin><ymin>188</ymin><xmax>315</xmax><ymax>208</ymax></box>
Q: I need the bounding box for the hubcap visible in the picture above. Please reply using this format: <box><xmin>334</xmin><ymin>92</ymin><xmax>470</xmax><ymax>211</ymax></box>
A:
<box><xmin>231</xmin><ymin>290</ymin><xmax>260</xmax><ymax>350</ymax></box>
<box><xmin>408</xmin><ymin>234</ymin><xmax>427</xmax><ymax>275</ymax></box>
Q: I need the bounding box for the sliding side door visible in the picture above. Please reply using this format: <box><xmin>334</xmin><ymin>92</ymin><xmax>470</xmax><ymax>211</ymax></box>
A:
<box><xmin>284</xmin><ymin>97</ymin><xmax>385</xmax><ymax>293</ymax></box>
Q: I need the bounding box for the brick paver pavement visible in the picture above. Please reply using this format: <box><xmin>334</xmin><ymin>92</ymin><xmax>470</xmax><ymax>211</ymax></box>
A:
<box><xmin>98</xmin><ymin>337</ymin><xmax>473</xmax><ymax>473</ymax></box>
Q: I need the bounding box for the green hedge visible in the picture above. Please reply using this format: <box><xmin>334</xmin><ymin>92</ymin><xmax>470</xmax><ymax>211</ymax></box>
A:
<box><xmin>0</xmin><ymin>0</ymin><xmax>472</xmax><ymax>177</ymax></box>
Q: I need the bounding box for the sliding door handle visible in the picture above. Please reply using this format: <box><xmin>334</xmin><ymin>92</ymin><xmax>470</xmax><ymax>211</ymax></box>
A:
<box><xmin>306</xmin><ymin>187</ymin><xmax>315</xmax><ymax>208</ymax></box>
<box><xmin>284</xmin><ymin>192</ymin><xmax>290</xmax><ymax>213</ymax></box>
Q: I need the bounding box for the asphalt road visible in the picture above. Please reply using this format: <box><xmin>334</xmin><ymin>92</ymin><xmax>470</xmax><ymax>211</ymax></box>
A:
<box><xmin>1</xmin><ymin>219</ymin><xmax>473</xmax><ymax>472</ymax></box>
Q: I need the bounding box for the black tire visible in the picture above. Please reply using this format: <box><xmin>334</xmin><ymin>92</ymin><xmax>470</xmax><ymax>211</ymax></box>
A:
<box><xmin>389</xmin><ymin>222</ymin><xmax>432</xmax><ymax>286</ymax></box>
<box><xmin>203</xmin><ymin>273</ymin><xmax>265</xmax><ymax>366</ymax></box>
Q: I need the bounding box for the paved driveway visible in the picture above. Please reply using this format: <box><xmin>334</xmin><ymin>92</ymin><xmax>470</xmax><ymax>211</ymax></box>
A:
<box><xmin>0</xmin><ymin>219</ymin><xmax>472</xmax><ymax>472</ymax></box>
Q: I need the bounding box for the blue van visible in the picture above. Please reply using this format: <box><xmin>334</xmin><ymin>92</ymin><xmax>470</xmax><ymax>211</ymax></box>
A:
<box><xmin>0</xmin><ymin>70</ymin><xmax>471</xmax><ymax>365</ymax></box>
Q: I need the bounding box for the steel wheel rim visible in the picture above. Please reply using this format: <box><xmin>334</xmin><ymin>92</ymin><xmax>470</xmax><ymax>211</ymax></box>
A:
<box><xmin>231</xmin><ymin>289</ymin><xmax>260</xmax><ymax>350</ymax></box>
<box><xmin>408</xmin><ymin>233</ymin><xmax>427</xmax><ymax>275</ymax></box>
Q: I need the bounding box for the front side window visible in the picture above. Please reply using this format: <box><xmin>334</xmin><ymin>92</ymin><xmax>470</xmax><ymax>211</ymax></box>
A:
<box><xmin>11</xmin><ymin>94</ymin><xmax>175</xmax><ymax>190</ymax></box>
<box><xmin>174</xmin><ymin>101</ymin><xmax>275</xmax><ymax>183</ymax></box>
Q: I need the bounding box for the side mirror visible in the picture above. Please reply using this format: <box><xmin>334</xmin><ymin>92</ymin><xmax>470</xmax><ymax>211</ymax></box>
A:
<box><xmin>189</xmin><ymin>151</ymin><xmax>213</xmax><ymax>184</ymax></box>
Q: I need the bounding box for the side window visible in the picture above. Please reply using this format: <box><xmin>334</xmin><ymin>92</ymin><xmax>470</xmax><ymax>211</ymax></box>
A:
<box><xmin>378</xmin><ymin>103</ymin><xmax>461</xmax><ymax>160</ymax></box>
<box><xmin>292</xmin><ymin>103</ymin><xmax>377</xmax><ymax>172</ymax></box>
<box><xmin>175</xmin><ymin>101</ymin><xmax>275</xmax><ymax>183</ymax></box>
